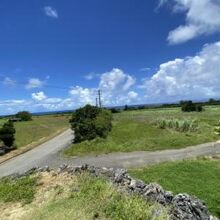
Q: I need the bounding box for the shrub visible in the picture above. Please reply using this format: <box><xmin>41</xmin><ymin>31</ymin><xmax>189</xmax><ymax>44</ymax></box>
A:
<box><xmin>70</xmin><ymin>105</ymin><xmax>112</xmax><ymax>143</ymax></box>
<box><xmin>156</xmin><ymin>118</ymin><xmax>199</xmax><ymax>132</ymax></box>
<box><xmin>124</xmin><ymin>105</ymin><xmax>129</xmax><ymax>111</ymax></box>
<box><xmin>0</xmin><ymin>121</ymin><xmax>16</xmax><ymax>147</ymax></box>
<box><xmin>16</xmin><ymin>111</ymin><xmax>32</xmax><ymax>121</ymax></box>
<box><xmin>214</xmin><ymin>120</ymin><xmax>220</xmax><ymax>135</ymax></box>
<box><xmin>180</xmin><ymin>101</ymin><xmax>203</xmax><ymax>112</ymax></box>
<box><xmin>110</xmin><ymin>108</ymin><xmax>120</xmax><ymax>113</ymax></box>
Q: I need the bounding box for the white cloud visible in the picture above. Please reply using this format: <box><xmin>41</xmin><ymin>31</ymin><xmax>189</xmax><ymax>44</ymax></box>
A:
<box><xmin>99</xmin><ymin>68</ymin><xmax>136</xmax><ymax>105</ymax></box>
<box><xmin>3</xmin><ymin>77</ymin><xmax>16</xmax><ymax>86</ymax></box>
<box><xmin>100</xmin><ymin>68</ymin><xmax>135</xmax><ymax>92</ymax></box>
<box><xmin>69</xmin><ymin>86</ymin><xmax>96</xmax><ymax>106</ymax></box>
<box><xmin>44</xmin><ymin>6</ymin><xmax>58</xmax><ymax>18</ymax></box>
<box><xmin>128</xmin><ymin>91</ymin><xmax>138</xmax><ymax>100</ymax></box>
<box><xmin>0</xmin><ymin>99</ymin><xmax>32</xmax><ymax>115</ymax></box>
<box><xmin>26</xmin><ymin>78</ymin><xmax>44</xmax><ymax>90</ymax></box>
<box><xmin>141</xmin><ymin>41</ymin><xmax>220</xmax><ymax>102</ymax></box>
<box><xmin>84</xmin><ymin>73</ymin><xmax>100</xmax><ymax>80</ymax></box>
<box><xmin>32</xmin><ymin>91</ymin><xmax>47</xmax><ymax>101</ymax></box>
<box><xmin>69</xmin><ymin>69</ymin><xmax>137</xmax><ymax>107</ymax></box>
<box><xmin>0</xmin><ymin>68</ymin><xmax>139</xmax><ymax>115</ymax></box>
<box><xmin>161</xmin><ymin>0</ymin><xmax>220</xmax><ymax>44</ymax></box>
<box><xmin>140</xmin><ymin>67</ymin><xmax>151</xmax><ymax>72</ymax></box>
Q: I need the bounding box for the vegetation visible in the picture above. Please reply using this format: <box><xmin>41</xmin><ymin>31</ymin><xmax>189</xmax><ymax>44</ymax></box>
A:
<box><xmin>180</xmin><ymin>100</ymin><xmax>203</xmax><ymax>112</ymax></box>
<box><xmin>0</xmin><ymin>175</ymin><xmax>38</xmax><ymax>204</ymax></box>
<box><xmin>16</xmin><ymin>111</ymin><xmax>32</xmax><ymax>121</ymax></box>
<box><xmin>129</xmin><ymin>159</ymin><xmax>220</xmax><ymax>217</ymax></box>
<box><xmin>14</xmin><ymin>114</ymin><xmax>69</xmax><ymax>149</ymax></box>
<box><xmin>155</xmin><ymin>118</ymin><xmax>198</xmax><ymax>132</ymax></box>
<box><xmin>214</xmin><ymin>120</ymin><xmax>220</xmax><ymax>135</ymax></box>
<box><xmin>64</xmin><ymin>106</ymin><xmax>220</xmax><ymax>156</ymax></box>
<box><xmin>0</xmin><ymin>114</ymin><xmax>69</xmax><ymax>150</ymax></box>
<box><xmin>24</xmin><ymin>173</ymin><xmax>167</xmax><ymax>220</ymax></box>
<box><xmin>110</xmin><ymin>107</ymin><xmax>121</xmax><ymax>113</ymax></box>
<box><xmin>0</xmin><ymin>121</ymin><xmax>16</xmax><ymax>147</ymax></box>
<box><xmin>70</xmin><ymin>105</ymin><xmax>112</xmax><ymax>143</ymax></box>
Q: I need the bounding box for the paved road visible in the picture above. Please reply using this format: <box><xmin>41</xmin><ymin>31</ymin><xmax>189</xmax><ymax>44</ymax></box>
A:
<box><xmin>0</xmin><ymin>129</ymin><xmax>73</xmax><ymax>178</ymax></box>
<box><xmin>0</xmin><ymin>128</ymin><xmax>220</xmax><ymax>177</ymax></box>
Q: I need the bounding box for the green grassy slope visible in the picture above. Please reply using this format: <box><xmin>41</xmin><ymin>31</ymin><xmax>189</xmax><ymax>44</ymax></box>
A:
<box><xmin>65</xmin><ymin>106</ymin><xmax>220</xmax><ymax>156</ymax></box>
<box><xmin>14</xmin><ymin>115</ymin><xmax>69</xmax><ymax>148</ymax></box>
<box><xmin>129</xmin><ymin>159</ymin><xmax>220</xmax><ymax>217</ymax></box>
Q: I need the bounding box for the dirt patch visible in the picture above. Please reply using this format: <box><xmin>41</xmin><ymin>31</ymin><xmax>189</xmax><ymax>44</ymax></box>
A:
<box><xmin>0</xmin><ymin>172</ymin><xmax>76</xmax><ymax>220</ymax></box>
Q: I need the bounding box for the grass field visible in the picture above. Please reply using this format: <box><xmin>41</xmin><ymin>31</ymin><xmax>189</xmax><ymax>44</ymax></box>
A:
<box><xmin>0</xmin><ymin>175</ymin><xmax>38</xmax><ymax>204</ymax></box>
<box><xmin>0</xmin><ymin>114</ymin><xmax>70</xmax><ymax>149</ymax></box>
<box><xmin>64</xmin><ymin>106</ymin><xmax>220</xmax><ymax>156</ymax></box>
<box><xmin>129</xmin><ymin>158</ymin><xmax>220</xmax><ymax>217</ymax></box>
<box><xmin>0</xmin><ymin>172</ymin><xmax>168</xmax><ymax>220</ymax></box>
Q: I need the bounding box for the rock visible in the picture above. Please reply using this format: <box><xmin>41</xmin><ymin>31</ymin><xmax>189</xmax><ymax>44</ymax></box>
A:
<box><xmin>129</xmin><ymin>179</ymin><xmax>137</xmax><ymax>189</ymax></box>
<box><xmin>38</xmin><ymin>166</ymin><xmax>50</xmax><ymax>172</ymax></box>
<box><xmin>25</xmin><ymin>167</ymin><xmax>38</xmax><ymax>175</ymax></box>
<box><xmin>66</xmin><ymin>166</ymin><xmax>76</xmax><ymax>174</ymax></box>
<box><xmin>164</xmin><ymin>191</ymin><xmax>174</xmax><ymax>204</ymax></box>
<box><xmin>143</xmin><ymin>183</ymin><xmax>167</xmax><ymax>204</ymax></box>
<box><xmin>114</xmin><ymin>169</ymin><xmax>127</xmax><ymax>183</ymax></box>
<box><xmin>170</xmin><ymin>193</ymin><xmax>210</xmax><ymax>220</ymax></box>
<box><xmin>0</xmin><ymin>148</ymin><xmax>6</xmax><ymax>156</ymax></box>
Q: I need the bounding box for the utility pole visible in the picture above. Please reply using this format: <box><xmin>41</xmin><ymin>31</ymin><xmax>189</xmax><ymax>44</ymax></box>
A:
<box><xmin>98</xmin><ymin>89</ymin><xmax>102</xmax><ymax>108</ymax></box>
<box><xmin>96</xmin><ymin>97</ymin><xmax>98</xmax><ymax>107</ymax></box>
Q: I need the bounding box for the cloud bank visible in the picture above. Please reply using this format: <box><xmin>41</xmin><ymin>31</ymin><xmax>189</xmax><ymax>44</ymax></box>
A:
<box><xmin>160</xmin><ymin>0</ymin><xmax>220</xmax><ymax>44</ymax></box>
<box><xmin>141</xmin><ymin>41</ymin><xmax>220</xmax><ymax>102</ymax></box>
<box><xmin>2</xmin><ymin>40</ymin><xmax>220</xmax><ymax>114</ymax></box>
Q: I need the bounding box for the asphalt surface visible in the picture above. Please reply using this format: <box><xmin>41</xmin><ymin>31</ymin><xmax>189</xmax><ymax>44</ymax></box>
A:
<box><xmin>0</xmin><ymin>129</ymin><xmax>220</xmax><ymax>178</ymax></box>
<box><xmin>0</xmin><ymin>129</ymin><xmax>73</xmax><ymax>178</ymax></box>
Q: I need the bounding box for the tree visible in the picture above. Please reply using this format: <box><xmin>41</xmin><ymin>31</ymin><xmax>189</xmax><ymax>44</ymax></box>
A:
<box><xmin>16</xmin><ymin>111</ymin><xmax>32</xmax><ymax>121</ymax></box>
<box><xmin>0</xmin><ymin>121</ymin><xmax>16</xmax><ymax>147</ymax></box>
<box><xmin>110</xmin><ymin>108</ymin><xmax>120</xmax><ymax>113</ymax></box>
<box><xmin>180</xmin><ymin>101</ymin><xmax>203</xmax><ymax>112</ymax></box>
<box><xmin>70</xmin><ymin>105</ymin><xmax>112</xmax><ymax>143</ymax></box>
<box><xmin>124</xmin><ymin>105</ymin><xmax>128</xmax><ymax>111</ymax></box>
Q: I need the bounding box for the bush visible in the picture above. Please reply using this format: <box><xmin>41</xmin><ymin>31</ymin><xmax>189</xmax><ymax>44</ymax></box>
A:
<box><xmin>70</xmin><ymin>105</ymin><xmax>112</xmax><ymax>143</ymax></box>
<box><xmin>214</xmin><ymin>120</ymin><xmax>220</xmax><ymax>135</ymax></box>
<box><xmin>15</xmin><ymin>111</ymin><xmax>32</xmax><ymax>121</ymax></box>
<box><xmin>0</xmin><ymin>121</ymin><xmax>16</xmax><ymax>147</ymax></box>
<box><xmin>180</xmin><ymin>101</ymin><xmax>203</xmax><ymax>112</ymax></box>
<box><xmin>110</xmin><ymin>108</ymin><xmax>120</xmax><ymax>114</ymax></box>
<box><xmin>156</xmin><ymin>118</ymin><xmax>199</xmax><ymax>132</ymax></box>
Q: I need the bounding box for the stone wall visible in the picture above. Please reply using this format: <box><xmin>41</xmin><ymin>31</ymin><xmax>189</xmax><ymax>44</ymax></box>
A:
<box><xmin>9</xmin><ymin>164</ymin><xmax>219</xmax><ymax>220</ymax></box>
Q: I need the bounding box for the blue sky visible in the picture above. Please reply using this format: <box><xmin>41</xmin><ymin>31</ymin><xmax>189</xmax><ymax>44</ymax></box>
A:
<box><xmin>1</xmin><ymin>0</ymin><xmax>220</xmax><ymax>114</ymax></box>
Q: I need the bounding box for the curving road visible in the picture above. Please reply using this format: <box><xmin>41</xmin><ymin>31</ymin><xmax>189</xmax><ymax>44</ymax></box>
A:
<box><xmin>0</xmin><ymin>129</ymin><xmax>73</xmax><ymax>178</ymax></box>
<box><xmin>0</xmin><ymin>128</ymin><xmax>220</xmax><ymax>178</ymax></box>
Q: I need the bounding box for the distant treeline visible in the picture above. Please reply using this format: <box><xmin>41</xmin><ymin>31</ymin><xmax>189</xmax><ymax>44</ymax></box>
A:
<box><xmin>110</xmin><ymin>98</ymin><xmax>220</xmax><ymax>113</ymax></box>
<box><xmin>1</xmin><ymin>98</ymin><xmax>220</xmax><ymax>119</ymax></box>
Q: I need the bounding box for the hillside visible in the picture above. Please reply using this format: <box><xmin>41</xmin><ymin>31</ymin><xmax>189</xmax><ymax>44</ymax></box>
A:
<box><xmin>0</xmin><ymin>165</ymin><xmax>217</xmax><ymax>220</ymax></box>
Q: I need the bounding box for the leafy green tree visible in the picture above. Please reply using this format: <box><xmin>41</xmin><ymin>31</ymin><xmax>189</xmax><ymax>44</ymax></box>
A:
<box><xmin>0</xmin><ymin>121</ymin><xmax>16</xmax><ymax>147</ymax></box>
<box><xmin>124</xmin><ymin>105</ymin><xmax>128</xmax><ymax>111</ymax></box>
<box><xmin>70</xmin><ymin>105</ymin><xmax>112</xmax><ymax>143</ymax></box>
<box><xmin>110</xmin><ymin>108</ymin><xmax>120</xmax><ymax>113</ymax></box>
<box><xmin>180</xmin><ymin>101</ymin><xmax>203</xmax><ymax>112</ymax></box>
<box><xmin>16</xmin><ymin>111</ymin><xmax>32</xmax><ymax>121</ymax></box>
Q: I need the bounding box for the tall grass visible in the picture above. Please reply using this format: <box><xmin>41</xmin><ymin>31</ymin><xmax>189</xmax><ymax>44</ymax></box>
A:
<box><xmin>214</xmin><ymin>120</ymin><xmax>220</xmax><ymax>135</ymax></box>
<box><xmin>155</xmin><ymin>118</ymin><xmax>199</xmax><ymax>132</ymax></box>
